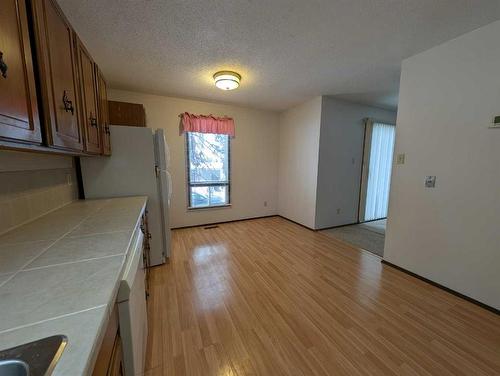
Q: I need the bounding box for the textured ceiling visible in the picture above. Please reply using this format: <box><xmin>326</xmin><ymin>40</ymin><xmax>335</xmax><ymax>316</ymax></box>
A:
<box><xmin>57</xmin><ymin>0</ymin><xmax>500</xmax><ymax>111</ymax></box>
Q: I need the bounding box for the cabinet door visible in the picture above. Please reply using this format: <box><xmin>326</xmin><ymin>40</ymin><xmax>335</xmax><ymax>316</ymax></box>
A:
<box><xmin>97</xmin><ymin>68</ymin><xmax>111</xmax><ymax>155</ymax></box>
<box><xmin>107</xmin><ymin>334</ymin><xmax>124</xmax><ymax>376</ymax></box>
<box><xmin>77</xmin><ymin>40</ymin><xmax>101</xmax><ymax>154</ymax></box>
<box><xmin>0</xmin><ymin>0</ymin><xmax>42</xmax><ymax>144</ymax></box>
<box><xmin>31</xmin><ymin>0</ymin><xmax>84</xmax><ymax>151</ymax></box>
<box><xmin>108</xmin><ymin>101</ymin><xmax>146</xmax><ymax>127</ymax></box>
<box><xmin>92</xmin><ymin>305</ymin><xmax>119</xmax><ymax>376</ymax></box>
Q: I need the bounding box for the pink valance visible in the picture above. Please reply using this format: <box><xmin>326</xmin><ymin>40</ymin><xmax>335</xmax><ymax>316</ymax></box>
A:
<box><xmin>180</xmin><ymin>112</ymin><xmax>235</xmax><ymax>137</ymax></box>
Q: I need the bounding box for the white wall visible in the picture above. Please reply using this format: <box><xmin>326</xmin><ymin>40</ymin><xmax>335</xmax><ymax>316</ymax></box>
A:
<box><xmin>385</xmin><ymin>21</ymin><xmax>500</xmax><ymax>310</ymax></box>
<box><xmin>315</xmin><ymin>97</ymin><xmax>396</xmax><ymax>229</ymax></box>
<box><xmin>109</xmin><ymin>90</ymin><xmax>280</xmax><ymax>228</ymax></box>
<box><xmin>278</xmin><ymin>97</ymin><xmax>322</xmax><ymax>229</ymax></box>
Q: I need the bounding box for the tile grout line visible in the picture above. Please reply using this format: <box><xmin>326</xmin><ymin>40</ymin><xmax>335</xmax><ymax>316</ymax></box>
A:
<box><xmin>0</xmin><ymin>304</ymin><xmax>107</xmax><ymax>335</ymax></box>
<box><xmin>0</xmin><ymin>202</ymin><xmax>110</xmax><ymax>289</ymax></box>
<box><xmin>64</xmin><ymin>229</ymin><xmax>131</xmax><ymax>240</ymax></box>
<box><xmin>0</xmin><ymin>238</ymin><xmax>62</xmax><ymax>247</ymax></box>
<box><xmin>22</xmin><ymin>253</ymin><xmax>126</xmax><ymax>272</ymax></box>
<box><xmin>66</xmin><ymin>228</ymin><xmax>133</xmax><ymax>238</ymax></box>
<box><xmin>0</xmin><ymin>199</ymin><xmax>75</xmax><ymax>238</ymax></box>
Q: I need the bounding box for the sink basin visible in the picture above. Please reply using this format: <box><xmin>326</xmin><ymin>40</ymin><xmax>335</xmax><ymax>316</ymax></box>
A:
<box><xmin>0</xmin><ymin>360</ymin><xmax>29</xmax><ymax>376</ymax></box>
<box><xmin>0</xmin><ymin>335</ymin><xmax>67</xmax><ymax>376</ymax></box>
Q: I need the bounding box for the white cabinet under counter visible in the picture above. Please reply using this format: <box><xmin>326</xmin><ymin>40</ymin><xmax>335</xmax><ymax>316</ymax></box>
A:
<box><xmin>116</xmin><ymin>215</ymin><xmax>149</xmax><ymax>376</ymax></box>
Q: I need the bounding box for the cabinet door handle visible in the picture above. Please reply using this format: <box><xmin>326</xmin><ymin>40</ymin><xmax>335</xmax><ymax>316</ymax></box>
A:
<box><xmin>90</xmin><ymin>116</ymin><xmax>98</xmax><ymax>128</ymax></box>
<box><xmin>62</xmin><ymin>91</ymin><xmax>74</xmax><ymax>115</ymax></box>
<box><xmin>0</xmin><ymin>51</ymin><xmax>8</xmax><ymax>78</ymax></box>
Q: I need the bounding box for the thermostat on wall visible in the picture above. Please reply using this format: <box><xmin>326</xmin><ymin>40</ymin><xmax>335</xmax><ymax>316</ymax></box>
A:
<box><xmin>490</xmin><ymin>115</ymin><xmax>500</xmax><ymax>128</ymax></box>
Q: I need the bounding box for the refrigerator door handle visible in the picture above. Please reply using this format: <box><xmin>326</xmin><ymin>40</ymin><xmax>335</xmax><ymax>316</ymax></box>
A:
<box><xmin>167</xmin><ymin>171</ymin><xmax>172</xmax><ymax>204</ymax></box>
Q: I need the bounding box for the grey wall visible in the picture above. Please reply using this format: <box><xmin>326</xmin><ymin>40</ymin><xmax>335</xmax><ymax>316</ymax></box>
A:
<box><xmin>0</xmin><ymin>151</ymin><xmax>77</xmax><ymax>235</ymax></box>
<box><xmin>278</xmin><ymin>97</ymin><xmax>322</xmax><ymax>229</ymax></box>
<box><xmin>315</xmin><ymin>97</ymin><xmax>396</xmax><ymax>229</ymax></box>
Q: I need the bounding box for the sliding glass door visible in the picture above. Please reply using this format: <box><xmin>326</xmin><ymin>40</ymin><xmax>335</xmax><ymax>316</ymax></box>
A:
<box><xmin>363</xmin><ymin>122</ymin><xmax>396</xmax><ymax>221</ymax></box>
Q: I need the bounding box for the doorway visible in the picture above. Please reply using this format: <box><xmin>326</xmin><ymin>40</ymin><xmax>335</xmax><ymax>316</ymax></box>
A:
<box><xmin>359</xmin><ymin>120</ymin><xmax>396</xmax><ymax>223</ymax></box>
<box><xmin>322</xmin><ymin>119</ymin><xmax>395</xmax><ymax>258</ymax></box>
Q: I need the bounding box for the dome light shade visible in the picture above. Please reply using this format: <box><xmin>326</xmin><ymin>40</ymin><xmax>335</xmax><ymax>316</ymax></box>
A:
<box><xmin>213</xmin><ymin>71</ymin><xmax>241</xmax><ymax>90</ymax></box>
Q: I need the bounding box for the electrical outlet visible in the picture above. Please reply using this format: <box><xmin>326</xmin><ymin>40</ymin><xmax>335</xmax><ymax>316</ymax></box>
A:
<box><xmin>396</xmin><ymin>154</ymin><xmax>405</xmax><ymax>165</ymax></box>
<box><xmin>336</xmin><ymin>208</ymin><xmax>341</xmax><ymax>214</ymax></box>
<box><xmin>425</xmin><ymin>176</ymin><xmax>436</xmax><ymax>188</ymax></box>
<box><xmin>66</xmin><ymin>173</ymin><xmax>72</xmax><ymax>185</ymax></box>
<box><xmin>264</xmin><ymin>201</ymin><xmax>268</xmax><ymax>207</ymax></box>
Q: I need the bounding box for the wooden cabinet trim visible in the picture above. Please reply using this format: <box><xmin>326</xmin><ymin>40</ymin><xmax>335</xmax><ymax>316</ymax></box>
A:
<box><xmin>92</xmin><ymin>304</ymin><xmax>120</xmax><ymax>376</ymax></box>
<box><xmin>0</xmin><ymin>138</ymin><xmax>87</xmax><ymax>156</ymax></box>
<box><xmin>107</xmin><ymin>335</ymin><xmax>124</xmax><ymax>376</ymax></box>
<box><xmin>76</xmin><ymin>37</ymin><xmax>101</xmax><ymax>154</ymax></box>
<box><xmin>31</xmin><ymin>0</ymin><xmax>84</xmax><ymax>151</ymax></box>
<box><xmin>108</xmin><ymin>101</ymin><xmax>146</xmax><ymax>127</ymax></box>
<box><xmin>0</xmin><ymin>0</ymin><xmax>42</xmax><ymax>144</ymax></box>
<box><xmin>96</xmin><ymin>68</ymin><xmax>111</xmax><ymax>155</ymax></box>
<box><xmin>1</xmin><ymin>0</ymin><xmax>111</xmax><ymax>156</ymax></box>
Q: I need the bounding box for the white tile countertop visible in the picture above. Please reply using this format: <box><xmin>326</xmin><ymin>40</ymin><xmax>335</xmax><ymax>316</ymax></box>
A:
<box><xmin>0</xmin><ymin>196</ymin><xmax>147</xmax><ymax>375</ymax></box>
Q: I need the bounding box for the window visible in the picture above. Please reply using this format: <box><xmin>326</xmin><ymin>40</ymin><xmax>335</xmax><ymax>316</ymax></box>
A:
<box><xmin>364</xmin><ymin>122</ymin><xmax>395</xmax><ymax>221</ymax></box>
<box><xmin>186</xmin><ymin>132</ymin><xmax>230</xmax><ymax>209</ymax></box>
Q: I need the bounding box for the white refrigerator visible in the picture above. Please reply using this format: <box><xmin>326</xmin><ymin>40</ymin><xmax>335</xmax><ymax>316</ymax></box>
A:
<box><xmin>80</xmin><ymin>126</ymin><xmax>171</xmax><ymax>265</ymax></box>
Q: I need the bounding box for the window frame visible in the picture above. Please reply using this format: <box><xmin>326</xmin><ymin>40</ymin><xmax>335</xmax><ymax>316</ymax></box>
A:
<box><xmin>185</xmin><ymin>132</ymin><xmax>231</xmax><ymax>210</ymax></box>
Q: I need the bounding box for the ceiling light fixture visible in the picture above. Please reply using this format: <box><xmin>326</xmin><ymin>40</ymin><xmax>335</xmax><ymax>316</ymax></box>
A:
<box><xmin>213</xmin><ymin>71</ymin><xmax>241</xmax><ymax>90</ymax></box>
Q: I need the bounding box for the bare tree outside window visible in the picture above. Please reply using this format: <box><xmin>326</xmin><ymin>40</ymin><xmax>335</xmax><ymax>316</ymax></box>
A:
<box><xmin>186</xmin><ymin>132</ymin><xmax>230</xmax><ymax>208</ymax></box>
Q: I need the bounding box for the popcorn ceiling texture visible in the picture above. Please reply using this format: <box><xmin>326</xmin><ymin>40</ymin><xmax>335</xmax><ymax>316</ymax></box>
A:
<box><xmin>57</xmin><ymin>0</ymin><xmax>500</xmax><ymax>111</ymax></box>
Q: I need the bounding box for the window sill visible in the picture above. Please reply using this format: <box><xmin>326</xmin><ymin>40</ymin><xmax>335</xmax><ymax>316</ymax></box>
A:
<box><xmin>187</xmin><ymin>204</ymin><xmax>232</xmax><ymax>211</ymax></box>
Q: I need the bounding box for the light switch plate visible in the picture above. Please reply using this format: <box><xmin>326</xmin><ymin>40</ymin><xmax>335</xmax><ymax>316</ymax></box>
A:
<box><xmin>396</xmin><ymin>154</ymin><xmax>405</xmax><ymax>165</ymax></box>
<box><xmin>425</xmin><ymin>176</ymin><xmax>436</xmax><ymax>188</ymax></box>
<box><xmin>489</xmin><ymin>115</ymin><xmax>500</xmax><ymax>128</ymax></box>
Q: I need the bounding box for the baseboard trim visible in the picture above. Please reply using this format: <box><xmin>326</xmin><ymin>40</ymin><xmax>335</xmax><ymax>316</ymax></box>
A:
<box><xmin>276</xmin><ymin>215</ymin><xmax>316</xmax><ymax>231</ymax></box>
<box><xmin>381</xmin><ymin>260</ymin><xmax>500</xmax><ymax>316</ymax></box>
<box><xmin>173</xmin><ymin>214</ymin><xmax>323</xmax><ymax>231</ymax></box>
<box><xmin>317</xmin><ymin>217</ymin><xmax>387</xmax><ymax>231</ymax></box>
<box><xmin>316</xmin><ymin>221</ymin><xmax>359</xmax><ymax>231</ymax></box>
<box><xmin>361</xmin><ymin>217</ymin><xmax>387</xmax><ymax>224</ymax></box>
<box><xmin>172</xmin><ymin>214</ymin><xmax>279</xmax><ymax>230</ymax></box>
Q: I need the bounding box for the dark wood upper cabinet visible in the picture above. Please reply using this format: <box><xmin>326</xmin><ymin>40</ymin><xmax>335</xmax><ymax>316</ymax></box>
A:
<box><xmin>0</xmin><ymin>0</ymin><xmax>42</xmax><ymax>144</ymax></box>
<box><xmin>108</xmin><ymin>101</ymin><xmax>146</xmax><ymax>127</ymax></box>
<box><xmin>76</xmin><ymin>38</ymin><xmax>101</xmax><ymax>154</ymax></box>
<box><xmin>1</xmin><ymin>0</ymin><xmax>111</xmax><ymax>156</ymax></box>
<box><xmin>30</xmin><ymin>0</ymin><xmax>84</xmax><ymax>151</ymax></box>
<box><xmin>97</xmin><ymin>68</ymin><xmax>111</xmax><ymax>155</ymax></box>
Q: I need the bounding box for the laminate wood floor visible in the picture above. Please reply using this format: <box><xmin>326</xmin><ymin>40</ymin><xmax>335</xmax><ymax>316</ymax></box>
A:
<box><xmin>144</xmin><ymin>216</ymin><xmax>500</xmax><ymax>376</ymax></box>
